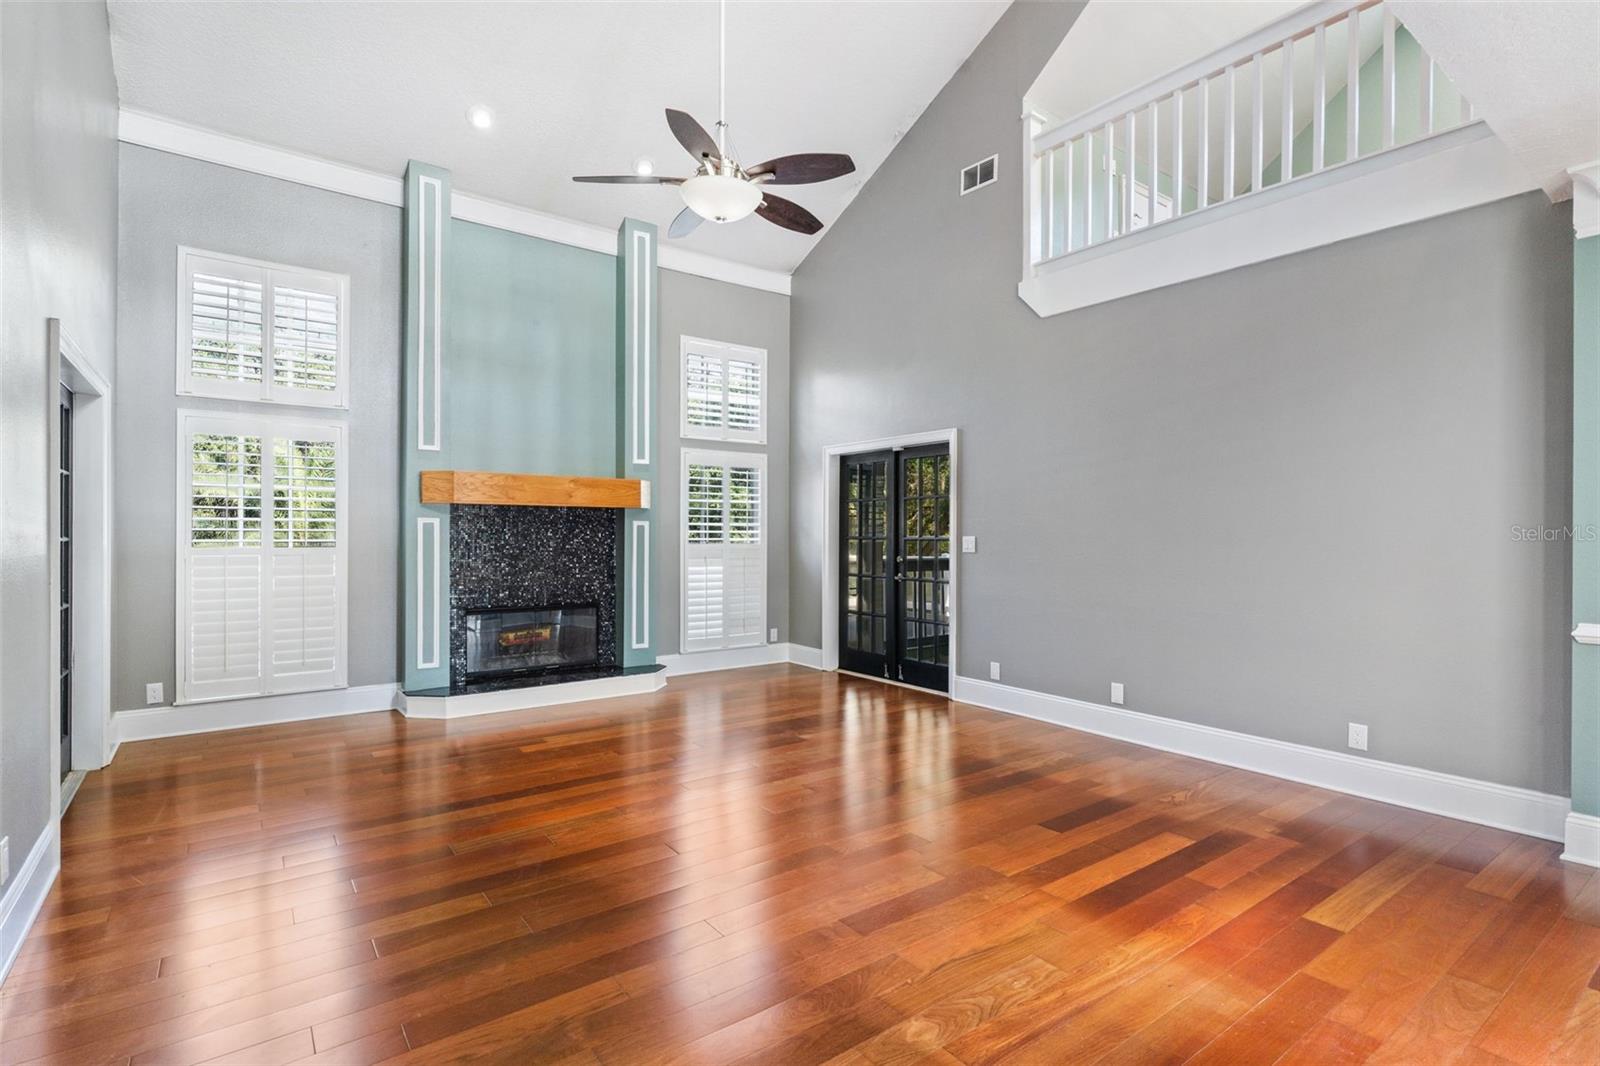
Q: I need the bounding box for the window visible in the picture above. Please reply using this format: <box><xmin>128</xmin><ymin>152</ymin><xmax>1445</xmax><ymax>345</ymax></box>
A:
<box><xmin>680</xmin><ymin>336</ymin><xmax>766</xmax><ymax>443</ymax></box>
<box><xmin>177</xmin><ymin>247</ymin><xmax>349</xmax><ymax>407</ymax></box>
<box><xmin>178</xmin><ymin>411</ymin><xmax>346</xmax><ymax>703</ymax></box>
<box><xmin>682</xmin><ymin>449</ymin><xmax>766</xmax><ymax>652</ymax></box>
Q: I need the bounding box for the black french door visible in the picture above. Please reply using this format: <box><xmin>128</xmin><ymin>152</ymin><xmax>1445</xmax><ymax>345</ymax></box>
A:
<box><xmin>58</xmin><ymin>383</ymin><xmax>73</xmax><ymax>776</ymax></box>
<box><xmin>839</xmin><ymin>444</ymin><xmax>951</xmax><ymax>692</ymax></box>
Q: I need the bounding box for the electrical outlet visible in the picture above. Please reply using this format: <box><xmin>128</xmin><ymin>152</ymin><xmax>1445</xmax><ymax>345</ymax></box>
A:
<box><xmin>1348</xmin><ymin>722</ymin><xmax>1369</xmax><ymax>751</ymax></box>
<box><xmin>769</xmin><ymin>628</ymin><xmax>778</xmax><ymax>643</ymax></box>
<box><xmin>1111</xmin><ymin>682</ymin><xmax>1125</xmax><ymax>705</ymax></box>
<box><xmin>989</xmin><ymin>661</ymin><xmax>1001</xmax><ymax>681</ymax></box>
<box><xmin>1</xmin><ymin>837</ymin><xmax>9</xmax><ymax>886</ymax></box>
<box><xmin>145</xmin><ymin>682</ymin><xmax>163</xmax><ymax>706</ymax></box>
<box><xmin>961</xmin><ymin>535</ymin><xmax>977</xmax><ymax>553</ymax></box>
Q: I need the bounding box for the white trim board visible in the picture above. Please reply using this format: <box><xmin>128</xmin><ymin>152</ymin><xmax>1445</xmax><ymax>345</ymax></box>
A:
<box><xmin>1563</xmin><ymin>812</ymin><xmax>1600</xmax><ymax>867</ymax></box>
<box><xmin>951</xmin><ymin>675</ymin><xmax>1573</xmax><ymax>845</ymax></box>
<box><xmin>118</xmin><ymin>109</ymin><xmax>792</xmax><ymax>296</ymax></box>
<box><xmin>114</xmin><ymin>682</ymin><xmax>399</xmax><ymax>746</ymax></box>
<box><xmin>398</xmin><ymin>671</ymin><xmax>666</xmax><ymax>720</ymax></box>
<box><xmin>0</xmin><ymin>823</ymin><xmax>60</xmax><ymax>986</ymax></box>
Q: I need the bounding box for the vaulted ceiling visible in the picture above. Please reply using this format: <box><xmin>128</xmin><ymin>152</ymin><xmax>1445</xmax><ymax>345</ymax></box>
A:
<box><xmin>107</xmin><ymin>0</ymin><xmax>1008</xmax><ymax>274</ymax></box>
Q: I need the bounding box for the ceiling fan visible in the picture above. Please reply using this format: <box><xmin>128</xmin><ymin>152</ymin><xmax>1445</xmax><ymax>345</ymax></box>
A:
<box><xmin>572</xmin><ymin>0</ymin><xmax>855</xmax><ymax>239</ymax></box>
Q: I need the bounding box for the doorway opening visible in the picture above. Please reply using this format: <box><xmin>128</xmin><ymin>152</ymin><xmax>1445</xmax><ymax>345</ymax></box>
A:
<box><xmin>837</xmin><ymin>442</ymin><xmax>953</xmax><ymax>693</ymax></box>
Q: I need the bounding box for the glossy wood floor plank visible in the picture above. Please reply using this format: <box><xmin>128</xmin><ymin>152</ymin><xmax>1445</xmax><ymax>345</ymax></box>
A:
<box><xmin>4</xmin><ymin>666</ymin><xmax>1596</xmax><ymax>1064</ymax></box>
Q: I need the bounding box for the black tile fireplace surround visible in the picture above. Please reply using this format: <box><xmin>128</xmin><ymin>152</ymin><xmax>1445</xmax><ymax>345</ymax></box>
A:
<box><xmin>447</xmin><ymin>504</ymin><xmax>618</xmax><ymax>691</ymax></box>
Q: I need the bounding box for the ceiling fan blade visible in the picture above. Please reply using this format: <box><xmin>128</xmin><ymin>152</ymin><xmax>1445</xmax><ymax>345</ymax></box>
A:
<box><xmin>665</xmin><ymin>109</ymin><xmax>721</xmax><ymax>163</ymax></box>
<box><xmin>746</xmin><ymin>153</ymin><xmax>856</xmax><ymax>185</ymax></box>
<box><xmin>756</xmin><ymin>192</ymin><xmax>823</xmax><ymax>235</ymax></box>
<box><xmin>668</xmin><ymin>206</ymin><xmax>703</xmax><ymax>239</ymax></box>
<box><xmin>572</xmin><ymin>175</ymin><xmax>684</xmax><ymax>184</ymax></box>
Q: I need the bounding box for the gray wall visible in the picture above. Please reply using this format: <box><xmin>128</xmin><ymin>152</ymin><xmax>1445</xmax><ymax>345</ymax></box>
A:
<box><xmin>789</xmin><ymin>1</ymin><xmax>1575</xmax><ymax>795</ymax></box>
<box><xmin>1</xmin><ymin>0</ymin><xmax>119</xmax><ymax>873</ymax></box>
<box><xmin>656</xmin><ymin>269</ymin><xmax>792</xmax><ymax>656</ymax></box>
<box><xmin>115</xmin><ymin>145</ymin><xmax>402</xmax><ymax>710</ymax></box>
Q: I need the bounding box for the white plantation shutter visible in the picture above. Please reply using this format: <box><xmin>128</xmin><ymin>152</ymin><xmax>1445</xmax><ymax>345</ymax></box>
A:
<box><xmin>179</xmin><ymin>249</ymin><xmax>349</xmax><ymax>407</ymax></box>
<box><xmin>679</xmin><ymin>338</ymin><xmax>766</xmax><ymax>443</ymax></box>
<box><xmin>682</xmin><ymin>451</ymin><xmax>766</xmax><ymax>652</ymax></box>
<box><xmin>179</xmin><ymin>413</ymin><xmax>346</xmax><ymax>703</ymax></box>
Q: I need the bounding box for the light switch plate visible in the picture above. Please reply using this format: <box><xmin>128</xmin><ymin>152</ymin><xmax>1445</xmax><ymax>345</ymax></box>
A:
<box><xmin>989</xmin><ymin>661</ymin><xmax>1001</xmax><ymax>680</ymax></box>
<box><xmin>961</xmin><ymin>536</ymin><xmax>977</xmax><ymax>553</ymax></box>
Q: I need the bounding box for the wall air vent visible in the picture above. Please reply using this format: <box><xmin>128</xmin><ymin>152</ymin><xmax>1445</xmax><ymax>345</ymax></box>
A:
<box><xmin>960</xmin><ymin>154</ymin><xmax>997</xmax><ymax>195</ymax></box>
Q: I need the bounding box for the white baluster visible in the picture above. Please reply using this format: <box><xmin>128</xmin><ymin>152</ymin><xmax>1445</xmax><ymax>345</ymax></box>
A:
<box><xmin>1251</xmin><ymin>51</ymin><xmax>1264</xmax><ymax>194</ymax></box>
<box><xmin>1312</xmin><ymin>23</ymin><xmax>1326</xmax><ymax>172</ymax></box>
<box><xmin>1382</xmin><ymin>8</ymin><xmax>1396</xmax><ymax>148</ymax></box>
<box><xmin>1147</xmin><ymin>99</ymin><xmax>1159</xmax><ymax>226</ymax></box>
<box><xmin>1198</xmin><ymin>75</ymin><xmax>1211</xmax><ymax>208</ymax></box>
<box><xmin>1123</xmin><ymin>111</ymin><xmax>1135</xmax><ymax>234</ymax></box>
<box><xmin>1042</xmin><ymin>146</ymin><xmax>1056</xmax><ymax>258</ymax></box>
<box><xmin>1423</xmin><ymin>54</ymin><xmax>1436</xmax><ymax>135</ymax></box>
<box><xmin>1280</xmin><ymin>36</ymin><xmax>1294</xmax><ymax>184</ymax></box>
<box><xmin>1171</xmin><ymin>89</ymin><xmax>1184</xmax><ymax>219</ymax></box>
<box><xmin>1103</xmin><ymin>120</ymin><xmax>1115</xmax><ymax>241</ymax></box>
<box><xmin>1064</xmin><ymin>139</ymin><xmax>1075</xmax><ymax>253</ymax></box>
<box><xmin>1084</xmin><ymin>133</ymin><xmax>1095</xmax><ymax>248</ymax></box>
<box><xmin>1224</xmin><ymin>64</ymin><xmax>1237</xmax><ymax>202</ymax></box>
<box><xmin>1346</xmin><ymin>8</ymin><xmax>1360</xmax><ymax>162</ymax></box>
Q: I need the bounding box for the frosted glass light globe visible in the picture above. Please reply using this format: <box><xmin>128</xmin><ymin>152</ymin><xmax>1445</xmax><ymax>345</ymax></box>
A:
<box><xmin>680</xmin><ymin>173</ymin><xmax>762</xmax><ymax>223</ymax></box>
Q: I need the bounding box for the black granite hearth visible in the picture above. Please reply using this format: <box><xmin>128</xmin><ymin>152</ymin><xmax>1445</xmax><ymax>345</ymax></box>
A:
<box><xmin>448</xmin><ymin>504</ymin><xmax>618</xmax><ymax>688</ymax></box>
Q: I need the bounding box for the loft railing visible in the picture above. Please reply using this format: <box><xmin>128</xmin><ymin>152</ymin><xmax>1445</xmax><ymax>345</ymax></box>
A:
<box><xmin>1027</xmin><ymin>0</ymin><xmax>1477</xmax><ymax>267</ymax></box>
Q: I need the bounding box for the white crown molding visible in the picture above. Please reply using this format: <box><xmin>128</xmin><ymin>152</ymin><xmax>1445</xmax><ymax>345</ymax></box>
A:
<box><xmin>1564</xmin><ymin>812</ymin><xmax>1600</xmax><ymax>867</ymax></box>
<box><xmin>951</xmin><ymin>675</ymin><xmax>1572</xmax><ymax>843</ymax></box>
<box><xmin>0</xmin><ymin>823</ymin><xmax>60</xmax><ymax>986</ymax></box>
<box><xmin>113</xmin><ymin>682</ymin><xmax>399</xmax><ymax>745</ymax></box>
<box><xmin>117</xmin><ymin>109</ymin><xmax>792</xmax><ymax>296</ymax></box>
<box><xmin>1570</xmin><ymin>161</ymin><xmax>1600</xmax><ymax>240</ymax></box>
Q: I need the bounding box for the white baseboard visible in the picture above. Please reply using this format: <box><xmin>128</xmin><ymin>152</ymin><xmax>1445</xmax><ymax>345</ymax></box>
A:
<box><xmin>113</xmin><ymin>682</ymin><xmax>399</xmax><ymax>747</ymax></box>
<box><xmin>952</xmin><ymin>676</ymin><xmax>1571</xmax><ymax>843</ymax></box>
<box><xmin>0</xmin><ymin>823</ymin><xmax>60</xmax><ymax>986</ymax></box>
<box><xmin>786</xmin><ymin>643</ymin><xmax>824</xmax><ymax>670</ymax></box>
<box><xmin>1563</xmin><ymin>812</ymin><xmax>1600</xmax><ymax>867</ymax></box>
<box><xmin>658</xmin><ymin>643</ymin><xmax>824</xmax><ymax>676</ymax></box>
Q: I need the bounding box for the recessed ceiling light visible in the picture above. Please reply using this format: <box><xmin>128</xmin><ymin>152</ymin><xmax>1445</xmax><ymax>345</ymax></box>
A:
<box><xmin>466</xmin><ymin>105</ymin><xmax>494</xmax><ymax>131</ymax></box>
<box><xmin>634</xmin><ymin>157</ymin><xmax>655</xmax><ymax>177</ymax></box>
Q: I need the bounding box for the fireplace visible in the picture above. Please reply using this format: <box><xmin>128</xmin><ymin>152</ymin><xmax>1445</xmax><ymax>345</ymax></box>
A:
<box><xmin>464</xmin><ymin>604</ymin><xmax>599</xmax><ymax>681</ymax></box>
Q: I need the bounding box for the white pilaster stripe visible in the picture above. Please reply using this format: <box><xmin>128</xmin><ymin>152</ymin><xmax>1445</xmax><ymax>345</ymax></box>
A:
<box><xmin>119</xmin><ymin>109</ymin><xmax>792</xmax><ymax>296</ymax></box>
<box><xmin>416</xmin><ymin>517</ymin><xmax>441</xmax><ymax>669</ymax></box>
<box><xmin>632</xmin><ymin>228</ymin><xmax>653</xmax><ymax>467</ymax></box>
<box><xmin>417</xmin><ymin>175</ymin><xmax>443</xmax><ymax>452</ymax></box>
<box><xmin>631</xmin><ymin>519</ymin><xmax>650</xmax><ymax>650</ymax></box>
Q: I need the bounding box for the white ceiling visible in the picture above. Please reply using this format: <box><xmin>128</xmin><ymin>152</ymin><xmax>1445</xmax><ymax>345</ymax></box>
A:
<box><xmin>1392</xmin><ymin>0</ymin><xmax>1600</xmax><ymax>200</ymax></box>
<box><xmin>106</xmin><ymin>0</ymin><xmax>1008</xmax><ymax>274</ymax></box>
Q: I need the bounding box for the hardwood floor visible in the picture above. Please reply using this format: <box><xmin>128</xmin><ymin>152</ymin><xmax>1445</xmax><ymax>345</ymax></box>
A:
<box><xmin>4</xmin><ymin>665</ymin><xmax>1597</xmax><ymax>1064</ymax></box>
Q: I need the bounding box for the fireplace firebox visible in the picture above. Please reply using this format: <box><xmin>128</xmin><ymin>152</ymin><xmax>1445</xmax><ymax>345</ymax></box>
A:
<box><xmin>464</xmin><ymin>605</ymin><xmax>599</xmax><ymax>681</ymax></box>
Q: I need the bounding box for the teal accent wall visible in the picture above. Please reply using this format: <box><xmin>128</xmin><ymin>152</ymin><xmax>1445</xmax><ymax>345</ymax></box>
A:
<box><xmin>444</xmin><ymin>221</ymin><xmax>618</xmax><ymax>476</ymax></box>
<box><xmin>615</xmin><ymin>219</ymin><xmax>659</xmax><ymax>667</ymax></box>
<box><xmin>401</xmin><ymin>161</ymin><xmax>451</xmax><ymax>693</ymax></box>
<box><xmin>1575</xmin><ymin>233</ymin><xmax>1600</xmax><ymax>818</ymax></box>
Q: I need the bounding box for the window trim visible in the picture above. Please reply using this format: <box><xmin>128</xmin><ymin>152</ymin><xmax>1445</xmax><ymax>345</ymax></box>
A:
<box><xmin>679</xmin><ymin>335</ymin><xmax>767</xmax><ymax>445</ymax></box>
<box><xmin>174</xmin><ymin>409</ymin><xmax>349</xmax><ymax>705</ymax></box>
<box><xmin>680</xmin><ymin>447</ymin><xmax>768</xmax><ymax>654</ymax></box>
<box><xmin>176</xmin><ymin>246</ymin><xmax>351</xmax><ymax>409</ymax></box>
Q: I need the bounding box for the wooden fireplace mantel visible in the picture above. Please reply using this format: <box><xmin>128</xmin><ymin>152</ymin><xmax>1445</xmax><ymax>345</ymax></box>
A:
<box><xmin>420</xmin><ymin>470</ymin><xmax>647</xmax><ymax>510</ymax></box>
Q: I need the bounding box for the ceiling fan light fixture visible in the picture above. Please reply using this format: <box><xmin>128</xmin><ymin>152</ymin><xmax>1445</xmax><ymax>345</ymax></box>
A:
<box><xmin>680</xmin><ymin>173</ymin><xmax>762</xmax><ymax>223</ymax></box>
